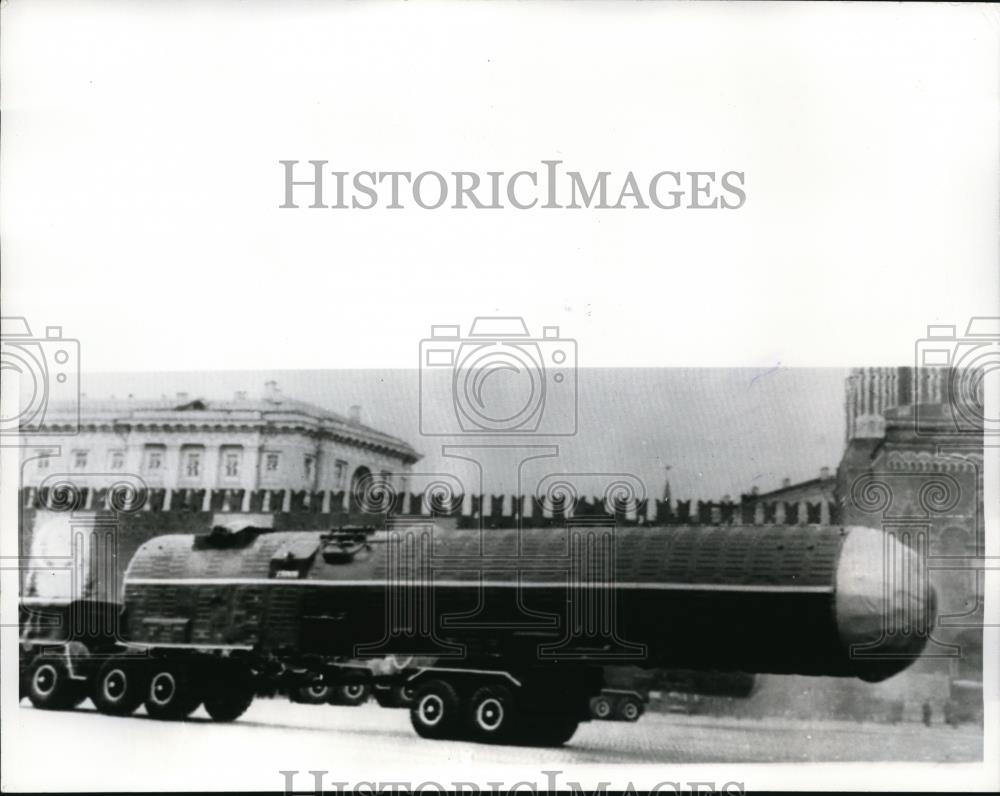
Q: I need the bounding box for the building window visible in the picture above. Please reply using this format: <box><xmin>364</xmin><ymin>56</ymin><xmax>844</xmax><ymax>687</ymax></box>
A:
<box><xmin>144</xmin><ymin>445</ymin><xmax>165</xmax><ymax>473</ymax></box>
<box><xmin>37</xmin><ymin>452</ymin><xmax>52</xmax><ymax>471</ymax></box>
<box><xmin>181</xmin><ymin>446</ymin><xmax>204</xmax><ymax>480</ymax></box>
<box><xmin>265</xmin><ymin>452</ymin><xmax>280</xmax><ymax>472</ymax></box>
<box><xmin>334</xmin><ymin>459</ymin><xmax>347</xmax><ymax>489</ymax></box>
<box><xmin>72</xmin><ymin>450</ymin><xmax>88</xmax><ymax>470</ymax></box>
<box><xmin>109</xmin><ymin>450</ymin><xmax>125</xmax><ymax>470</ymax></box>
<box><xmin>219</xmin><ymin>446</ymin><xmax>243</xmax><ymax>480</ymax></box>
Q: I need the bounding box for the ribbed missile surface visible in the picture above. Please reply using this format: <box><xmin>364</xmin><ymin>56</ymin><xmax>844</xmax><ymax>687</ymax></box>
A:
<box><xmin>123</xmin><ymin>524</ymin><xmax>933</xmax><ymax>682</ymax></box>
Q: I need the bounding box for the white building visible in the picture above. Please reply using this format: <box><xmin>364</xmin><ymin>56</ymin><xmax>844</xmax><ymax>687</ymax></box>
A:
<box><xmin>21</xmin><ymin>381</ymin><xmax>420</xmax><ymax>500</ymax></box>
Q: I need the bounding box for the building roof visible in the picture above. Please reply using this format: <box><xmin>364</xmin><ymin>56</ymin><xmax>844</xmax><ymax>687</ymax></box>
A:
<box><xmin>32</xmin><ymin>392</ymin><xmax>421</xmax><ymax>464</ymax></box>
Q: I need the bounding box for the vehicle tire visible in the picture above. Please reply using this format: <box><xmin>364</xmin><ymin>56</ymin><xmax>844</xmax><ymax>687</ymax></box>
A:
<box><xmin>295</xmin><ymin>683</ymin><xmax>333</xmax><ymax>704</ymax></box>
<box><xmin>204</xmin><ymin>682</ymin><xmax>254</xmax><ymax>722</ymax></box>
<box><xmin>590</xmin><ymin>695</ymin><xmax>614</xmax><ymax>721</ymax></box>
<box><xmin>466</xmin><ymin>684</ymin><xmax>517</xmax><ymax>744</ymax></box>
<box><xmin>394</xmin><ymin>684</ymin><xmax>416</xmax><ymax>708</ymax></box>
<box><xmin>144</xmin><ymin>662</ymin><xmax>202</xmax><ymax>720</ymax></box>
<box><xmin>374</xmin><ymin>683</ymin><xmax>416</xmax><ymax>709</ymax></box>
<box><xmin>203</xmin><ymin>662</ymin><xmax>255</xmax><ymax>722</ymax></box>
<box><xmin>616</xmin><ymin>696</ymin><xmax>643</xmax><ymax>722</ymax></box>
<box><xmin>20</xmin><ymin>652</ymin><xmax>37</xmax><ymax>703</ymax></box>
<box><xmin>332</xmin><ymin>680</ymin><xmax>370</xmax><ymax>707</ymax></box>
<box><xmin>518</xmin><ymin>717</ymin><xmax>580</xmax><ymax>747</ymax></box>
<box><xmin>26</xmin><ymin>657</ymin><xmax>86</xmax><ymax>711</ymax></box>
<box><xmin>410</xmin><ymin>679</ymin><xmax>462</xmax><ymax>740</ymax></box>
<box><xmin>92</xmin><ymin>659</ymin><xmax>148</xmax><ymax>716</ymax></box>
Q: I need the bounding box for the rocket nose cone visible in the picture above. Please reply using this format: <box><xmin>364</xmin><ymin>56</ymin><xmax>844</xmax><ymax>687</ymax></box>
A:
<box><xmin>835</xmin><ymin>526</ymin><xmax>936</xmax><ymax>681</ymax></box>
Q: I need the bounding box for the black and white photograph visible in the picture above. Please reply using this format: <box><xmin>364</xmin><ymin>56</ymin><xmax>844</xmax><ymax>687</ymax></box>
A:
<box><xmin>1</xmin><ymin>2</ymin><xmax>997</xmax><ymax>793</ymax></box>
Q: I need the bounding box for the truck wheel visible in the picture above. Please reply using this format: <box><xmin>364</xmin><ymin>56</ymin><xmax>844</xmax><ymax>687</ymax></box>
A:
<box><xmin>294</xmin><ymin>683</ymin><xmax>333</xmax><ymax>704</ymax></box>
<box><xmin>394</xmin><ymin>684</ymin><xmax>416</xmax><ymax>708</ymax></box>
<box><xmin>375</xmin><ymin>684</ymin><xmax>416</xmax><ymax>709</ymax></box>
<box><xmin>332</xmin><ymin>680</ymin><xmax>370</xmax><ymax>707</ymax></box>
<box><xmin>410</xmin><ymin>679</ymin><xmax>461</xmax><ymax>739</ymax></box>
<box><xmin>616</xmin><ymin>696</ymin><xmax>643</xmax><ymax>722</ymax></box>
<box><xmin>144</xmin><ymin>662</ymin><xmax>202</xmax><ymax>720</ymax></box>
<box><xmin>20</xmin><ymin>651</ymin><xmax>38</xmax><ymax>702</ymax></box>
<box><xmin>204</xmin><ymin>683</ymin><xmax>254</xmax><ymax>722</ymax></box>
<box><xmin>590</xmin><ymin>695</ymin><xmax>614</xmax><ymax>720</ymax></box>
<box><xmin>92</xmin><ymin>659</ymin><xmax>148</xmax><ymax>716</ymax></box>
<box><xmin>466</xmin><ymin>684</ymin><xmax>517</xmax><ymax>744</ymax></box>
<box><xmin>203</xmin><ymin>662</ymin><xmax>255</xmax><ymax>722</ymax></box>
<box><xmin>518</xmin><ymin>717</ymin><xmax>580</xmax><ymax>747</ymax></box>
<box><xmin>26</xmin><ymin>657</ymin><xmax>86</xmax><ymax>711</ymax></box>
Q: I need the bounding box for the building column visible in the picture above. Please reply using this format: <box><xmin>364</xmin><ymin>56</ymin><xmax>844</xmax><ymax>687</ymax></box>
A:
<box><xmin>163</xmin><ymin>441</ymin><xmax>182</xmax><ymax>494</ymax></box>
<box><xmin>244</xmin><ymin>443</ymin><xmax>262</xmax><ymax>496</ymax></box>
<box><xmin>202</xmin><ymin>443</ymin><xmax>221</xmax><ymax>512</ymax></box>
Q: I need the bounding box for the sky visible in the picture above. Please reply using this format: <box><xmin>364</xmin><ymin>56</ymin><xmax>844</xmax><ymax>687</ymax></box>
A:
<box><xmin>77</xmin><ymin>367</ymin><xmax>849</xmax><ymax>501</ymax></box>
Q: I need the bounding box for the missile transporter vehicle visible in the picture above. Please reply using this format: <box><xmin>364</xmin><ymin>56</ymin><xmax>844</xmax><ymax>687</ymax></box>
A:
<box><xmin>20</xmin><ymin>522</ymin><xmax>934</xmax><ymax>746</ymax></box>
<box><xmin>589</xmin><ymin>668</ymin><xmax>758</xmax><ymax>722</ymax></box>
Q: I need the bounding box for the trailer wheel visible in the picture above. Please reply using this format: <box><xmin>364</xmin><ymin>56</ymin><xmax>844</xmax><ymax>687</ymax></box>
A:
<box><xmin>203</xmin><ymin>662</ymin><xmax>255</xmax><ymax>722</ymax></box>
<box><xmin>332</xmin><ymin>680</ymin><xmax>370</xmax><ymax>707</ymax></box>
<box><xmin>518</xmin><ymin>717</ymin><xmax>580</xmax><ymax>747</ymax></box>
<box><xmin>204</xmin><ymin>682</ymin><xmax>254</xmax><ymax>722</ymax></box>
<box><xmin>590</xmin><ymin>695</ymin><xmax>614</xmax><ymax>720</ymax></box>
<box><xmin>394</xmin><ymin>684</ymin><xmax>416</xmax><ymax>708</ymax></box>
<box><xmin>466</xmin><ymin>684</ymin><xmax>516</xmax><ymax>743</ymax></box>
<box><xmin>26</xmin><ymin>657</ymin><xmax>86</xmax><ymax>711</ymax></box>
<box><xmin>294</xmin><ymin>683</ymin><xmax>333</xmax><ymax>704</ymax></box>
<box><xmin>410</xmin><ymin>679</ymin><xmax>461</xmax><ymax>739</ymax></box>
<box><xmin>375</xmin><ymin>684</ymin><xmax>415</xmax><ymax>708</ymax></box>
<box><xmin>144</xmin><ymin>662</ymin><xmax>202</xmax><ymax>720</ymax></box>
<box><xmin>92</xmin><ymin>659</ymin><xmax>148</xmax><ymax>716</ymax></box>
<box><xmin>616</xmin><ymin>696</ymin><xmax>643</xmax><ymax>722</ymax></box>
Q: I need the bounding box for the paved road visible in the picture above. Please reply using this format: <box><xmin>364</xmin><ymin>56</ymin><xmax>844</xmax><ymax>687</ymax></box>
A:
<box><xmin>5</xmin><ymin>698</ymin><xmax>983</xmax><ymax>791</ymax></box>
